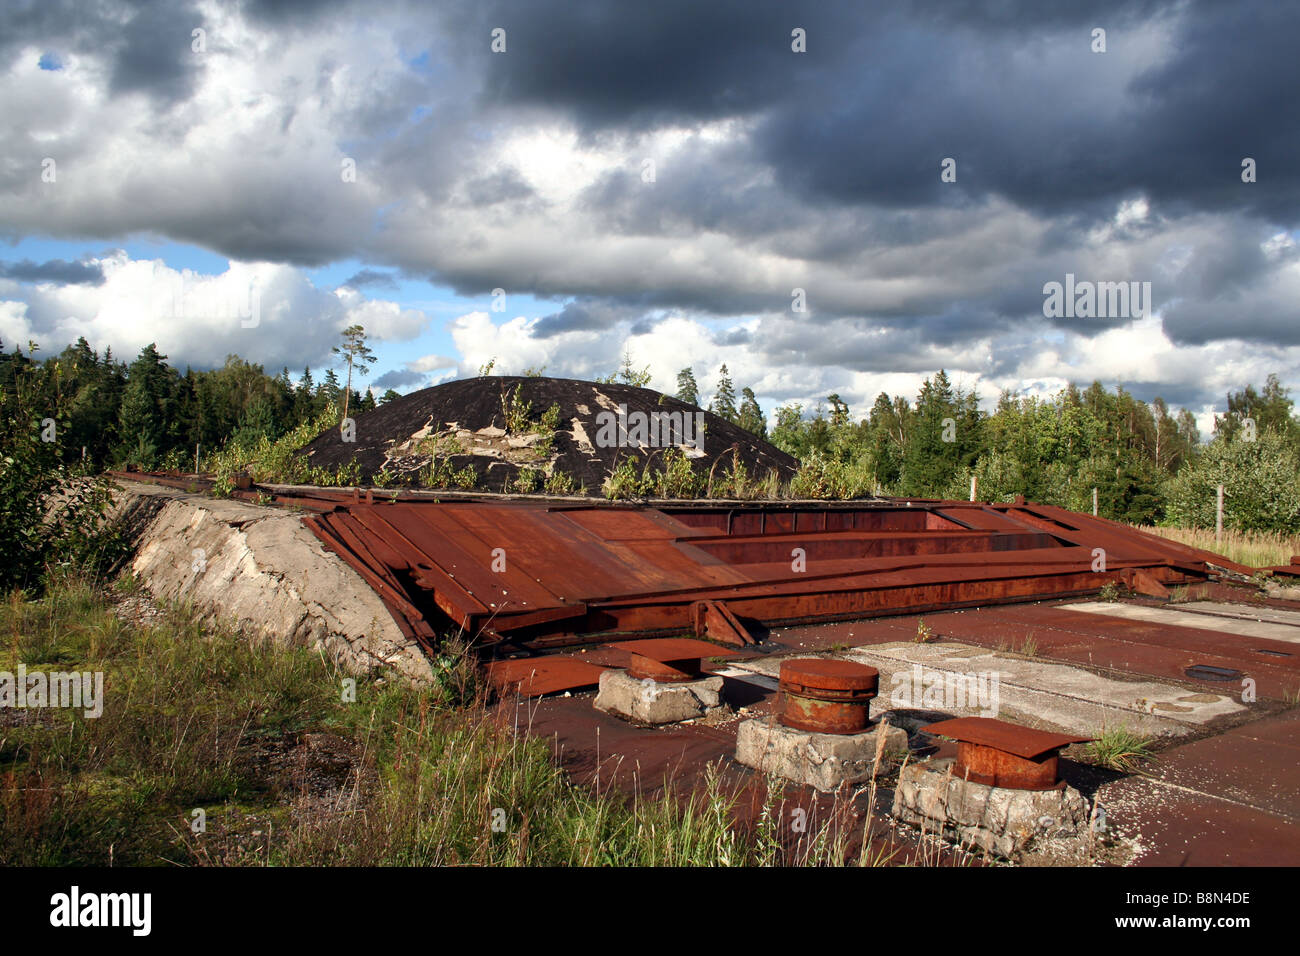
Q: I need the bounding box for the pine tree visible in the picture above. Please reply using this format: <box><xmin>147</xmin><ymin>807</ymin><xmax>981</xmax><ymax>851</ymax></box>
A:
<box><xmin>616</xmin><ymin>348</ymin><xmax>652</xmax><ymax>387</ymax></box>
<box><xmin>320</xmin><ymin>368</ymin><xmax>341</xmax><ymax>408</ymax></box>
<box><xmin>331</xmin><ymin>324</ymin><xmax>377</xmax><ymax>422</ymax></box>
<box><xmin>709</xmin><ymin>364</ymin><xmax>738</xmax><ymax>423</ymax></box>
<box><xmin>737</xmin><ymin>387</ymin><xmax>766</xmax><ymax>438</ymax></box>
<box><xmin>675</xmin><ymin>367</ymin><xmax>700</xmax><ymax>406</ymax></box>
<box><xmin>293</xmin><ymin>366</ymin><xmax>317</xmax><ymax>425</ymax></box>
<box><xmin>114</xmin><ymin>344</ymin><xmax>173</xmax><ymax>467</ymax></box>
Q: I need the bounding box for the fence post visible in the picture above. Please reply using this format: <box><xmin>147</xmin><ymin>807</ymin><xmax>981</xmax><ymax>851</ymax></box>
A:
<box><xmin>970</xmin><ymin>474</ymin><xmax>977</xmax><ymax>502</ymax></box>
<box><xmin>1216</xmin><ymin>484</ymin><xmax>1224</xmax><ymax>542</ymax></box>
<box><xmin>195</xmin><ymin>443</ymin><xmax>201</xmax><ymax>477</ymax></box>
<box><xmin>1092</xmin><ymin>487</ymin><xmax>1098</xmax><ymax>517</ymax></box>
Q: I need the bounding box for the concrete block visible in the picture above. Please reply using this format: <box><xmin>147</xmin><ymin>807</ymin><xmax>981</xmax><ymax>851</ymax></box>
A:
<box><xmin>734</xmin><ymin>717</ymin><xmax>909</xmax><ymax>792</ymax></box>
<box><xmin>891</xmin><ymin>758</ymin><xmax>1089</xmax><ymax>859</ymax></box>
<box><xmin>594</xmin><ymin>669</ymin><xmax>725</xmax><ymax>724</ymax></box>
<box><xmin>110</xmin><ymin>480</ymin><xmax>434</xmax><ymax>684</ymax></box>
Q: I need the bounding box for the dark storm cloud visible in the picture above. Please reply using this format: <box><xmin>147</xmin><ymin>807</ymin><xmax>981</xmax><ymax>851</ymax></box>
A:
<box><xmin>456</xmin><ymin>0</ymin><xmax>1299</xmax><ymax>225</ymax></box>
<box><xmin>2</xmin><ymin>0</ymin><xmax>204</xmax><ymax>103</ymax></box>
<box><xmin>373</xmin><ymin>367</ymin><xmax>427</xmax><ymax>389</ymax></box>
<box><xmin>754</xmin><ymin>3</ymin><xmax>1300</xmax><ymax>224</ymax></box>
<box><xmin>0</xmin><ymin>258</ymin><xmax>104</xmax><ymax>285</ymax></box>
<box><xmin>531</xmin><ymin>299</ymin><xmax>636</xmax><ymax>338</ymax></box>
<box><xmin>463</xmin><ymin>0</ymin><xmax>854</xmax><ymax>130</ymax></box>
<box><xmin>343</xmin><ymin>268</ymin><xmax>400</xmax><ymax>291</ymax></box>
<box><xmin>108</xmin><ymin>0</ymin><xmax>205</xmax><ymax>102</ymax></box>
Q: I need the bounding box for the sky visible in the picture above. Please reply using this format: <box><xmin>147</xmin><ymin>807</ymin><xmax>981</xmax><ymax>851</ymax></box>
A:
<box><xmin>2</xmin><ymin>0</ymin><xmax>1298</xmax><ymax>434</ymax></box>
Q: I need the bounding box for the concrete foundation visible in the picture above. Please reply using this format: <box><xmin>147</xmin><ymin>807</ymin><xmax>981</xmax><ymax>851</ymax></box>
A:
<box><xmin>891</xmin><ymin>757</ymin><xmax>1090</xmax><ymax>859</ymax></box>
<box><xmin>734</xmin><ymin>717</ymin><xmax>908</xmax><ymax>792</ymax></box>
<box><xmin>594</xmin><ymin>669</ymin><xmax>725</xmax><ymax>724</ymax></box>
<box><xmin>111</xmin><ymin>480</ymin><xmax>434</xmax><ymax>684</ymax></box>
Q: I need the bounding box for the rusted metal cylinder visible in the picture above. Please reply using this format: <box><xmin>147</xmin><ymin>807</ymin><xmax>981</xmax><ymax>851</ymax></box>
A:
<box><xmin>954</xmin><ymin>741</ymin><xmax>1060</xmax><ymax>790</ymax></box>
<box><xmin>779</xmin><ymin>658</ymin><xmax>879</xmax><ymax>734</ymax></box>
<box><xmin>920</xmin><ymin>717</ymin><xmax>1091</xmax><ymax>791</ymax></box>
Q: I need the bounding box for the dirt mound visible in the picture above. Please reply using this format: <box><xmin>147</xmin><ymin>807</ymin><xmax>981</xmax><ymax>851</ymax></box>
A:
<box><xmin>296</xmin><ymin>376</ymin><xmax>799</xmax><ymax>495</ymax></box>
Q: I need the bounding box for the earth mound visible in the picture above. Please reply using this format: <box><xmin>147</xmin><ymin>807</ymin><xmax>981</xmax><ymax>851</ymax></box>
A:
<box><xmin>296</xmin><ymin>376</ymin><xmax>799</xmax><ymax>496</ymax></box>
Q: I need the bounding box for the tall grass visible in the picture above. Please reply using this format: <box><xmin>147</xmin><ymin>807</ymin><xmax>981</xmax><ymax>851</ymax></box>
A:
<box><xmin>1134</xmin><ymin>525</ymin><xmax>1300</xmax><ymax>568</ymax></box>
<box><xmin>1</xmin><ymin>576</ymin><xmax>884</xmax><ymax>867</ymax></box>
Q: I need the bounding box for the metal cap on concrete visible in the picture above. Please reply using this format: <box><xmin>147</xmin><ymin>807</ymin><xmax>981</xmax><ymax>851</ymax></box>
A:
<box><xmin>920</xmin><ymin>717</ymin><xmax>1091</xmax><ymax>759</ymax></box>
<box><xmin>921</xmin><ymin>716</ymin><xmax>1093</xmax><ymax>790</ymax></box>
<box><xmin>779</xmin><ymin>658</ymin><xmax>880</xmax><ymax>696</ymax></box>
<box><xmin>608</xmin><ymin>637</ymin><xmax>738</xmax><ymax>683</ymax></box>
<box><xmin>779</xmin><ymin>657</ymin><xmax>880</xmax><ymax>735</ymax></box>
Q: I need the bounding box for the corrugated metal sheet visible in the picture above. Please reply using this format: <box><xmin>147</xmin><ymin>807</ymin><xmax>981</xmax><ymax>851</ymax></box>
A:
<box><xmin>298</xmin><ymin>497</ymin><xmax>1246</xmax><ymax>654</ymax></box>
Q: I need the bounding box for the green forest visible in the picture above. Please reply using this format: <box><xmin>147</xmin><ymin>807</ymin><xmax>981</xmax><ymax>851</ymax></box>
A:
<box><xmin>4</xmin><ymin>336</ymin><xmax>1300</xmax><ymax>538</ymax></box>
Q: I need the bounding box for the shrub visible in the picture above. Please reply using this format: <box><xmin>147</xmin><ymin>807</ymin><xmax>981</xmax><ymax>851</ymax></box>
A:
<box><xmin>0</xmin><ymin>344</ymin><xmax>126</xmax><ymax>591</ymax></box>
<box><xmin>1164</xmin><ymin>430</ymin><xmax>1300</xmax><ymax>533</ymax></box>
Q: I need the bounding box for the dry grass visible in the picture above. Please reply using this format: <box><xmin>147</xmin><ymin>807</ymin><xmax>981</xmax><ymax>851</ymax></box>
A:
<box><xmin>1134</xmin><ymin>525</ymin><xmax>1300</xmax><ymax>569</ymax></box>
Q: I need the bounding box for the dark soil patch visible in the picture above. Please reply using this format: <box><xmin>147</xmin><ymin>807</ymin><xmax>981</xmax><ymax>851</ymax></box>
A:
<box><xmin>297</xmin><ymin>375</ymin><xmax>799</xmax><ymax>494</ymax></box>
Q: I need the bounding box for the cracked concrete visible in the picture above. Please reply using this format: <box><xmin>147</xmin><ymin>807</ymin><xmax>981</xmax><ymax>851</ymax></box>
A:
<box><xmin>112</xmin><ymin>479</ymin><xmax>434</xmax><ymax>684</ymax></box>
<box><xmin>728</xmin><ymin>642</ymin><xmax>1244</xmax><ymax>738</ymax></box>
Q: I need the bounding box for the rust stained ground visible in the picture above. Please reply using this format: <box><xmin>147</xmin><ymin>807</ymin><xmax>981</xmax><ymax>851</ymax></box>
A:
<box><xmin>502</xmin><ymin>588</ymin><xmax>1300</xmax><ymax>867</ymax></box>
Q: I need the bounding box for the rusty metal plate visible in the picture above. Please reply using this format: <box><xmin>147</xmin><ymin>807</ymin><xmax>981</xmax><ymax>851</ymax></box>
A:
<box><xmin>486</xmin><ymin>657</ymin><xmax>607</xmax><ymax>697</ymax></box>
<box><xmin>626</xmin><ymin>654</ymin><xmax>701</xmax><ymax>683</ymax></box>
<box><xmin>920</xmin><ymin>717</ymin><xmax>1091</xmax><ymax>759</ymax></box>
<box><xmin>606</xmin><ymin>638</ymin><xmax>739</xmax><ymax>662</ymax></box>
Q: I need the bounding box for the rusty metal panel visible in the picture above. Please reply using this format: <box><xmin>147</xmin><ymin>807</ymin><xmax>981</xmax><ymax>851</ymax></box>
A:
<box><xmin>118</xmin><ymin>470</ymin><xmax>1250</xmax><ymax>655</ymax></box>
<box><xmin>486</xmin><ymin>657</ymin><xmax>607</xmax><ymax>697</ymax></box>
<box><xmin>606</xmin><ymin>637</ymin><xmax>739</xmax><ymax>661</ymax></box>
<box><xmin>691</xmin><ymin>599</ymin><xmax>756</xmax><ymax>646</ymax></box>
<box><xmin>920</xmin><ymin>717</ymin><xmax>1091</xmax><ymax>759</ymax></box>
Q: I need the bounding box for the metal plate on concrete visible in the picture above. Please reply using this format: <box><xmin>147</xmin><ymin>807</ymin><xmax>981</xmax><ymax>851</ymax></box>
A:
<box><xmin>920</xmin><ymin>716</ymin><xmax>1091</xmax><ymax>759</ymax></box>
<box><xmin>486</xmin><ymin>657</ymin><xmax>607</xmax><ymax>697</ymax></box>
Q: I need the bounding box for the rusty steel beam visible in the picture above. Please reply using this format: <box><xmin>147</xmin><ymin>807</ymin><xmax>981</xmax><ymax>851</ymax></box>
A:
<box><xmin>111</xmin><ymin>470</ymin><xmax>1242</xmax><ymax>654</ymax></box>
<box><xmin>691</xmin><ymin>599</ymin><xmax>756</xmax><ymax>646</ymax></box>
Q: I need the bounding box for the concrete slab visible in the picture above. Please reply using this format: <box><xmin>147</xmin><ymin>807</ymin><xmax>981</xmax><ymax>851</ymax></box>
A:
<box><xmin>1068</xmin><ymin>601</ymin><xmax>1300</xmax><ymax>645</ymax></box>
<box><xmin>594</xmin><ymin>669</ymin><xmax>725</xmax><ymax>724</ymax></box>
<box><xmin>726</xmin><ymin>642</ymin><xmax>1244</xmax><ymax>738</ymax></box>
<box><xmin>1171</xmin><ymin>600</ymin><xmax>1300</xmax><ymax>627</ymax></box>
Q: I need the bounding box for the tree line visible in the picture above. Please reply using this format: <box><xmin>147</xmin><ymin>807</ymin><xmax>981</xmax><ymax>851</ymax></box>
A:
<box><xmin>676</xmin><ymin>364</ymin><xmax>1300</xmax><ymax>530</ymax></box>
<box><xmin>4</xmin><ymin>334</ymin><xmax>1298</xmax><ymax>532</ymax></box>
<box><xmin>0</xmin><ymin>336</ymin><xmax>403</xmax><ymax>471</ymax></box>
